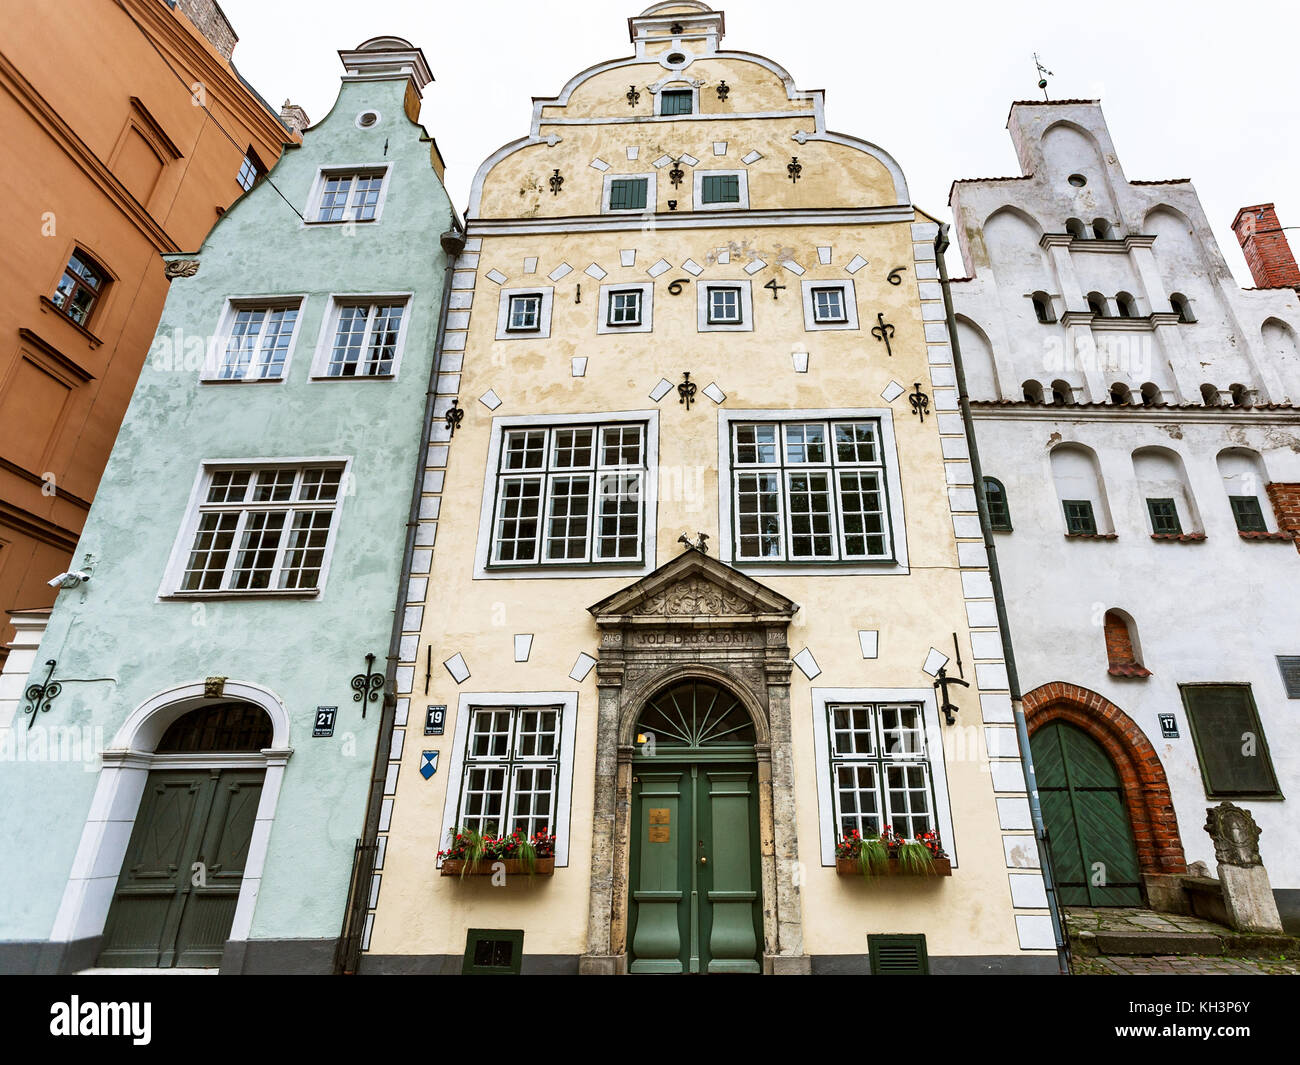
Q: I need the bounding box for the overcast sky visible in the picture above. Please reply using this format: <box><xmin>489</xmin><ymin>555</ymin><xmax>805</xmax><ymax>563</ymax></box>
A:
<box><xmin>219</xmin><ymin>0</ymin><xmax>1297</xmax><ymax>284</ymax></box>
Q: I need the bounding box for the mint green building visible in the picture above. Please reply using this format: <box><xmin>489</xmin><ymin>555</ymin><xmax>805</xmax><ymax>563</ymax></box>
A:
<box><xmin>0</xmin><ymin>36</ymin><xmax>458</xmax><ymax>973</ymax></box>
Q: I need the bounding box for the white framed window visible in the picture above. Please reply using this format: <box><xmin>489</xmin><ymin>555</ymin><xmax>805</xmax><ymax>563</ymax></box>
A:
<box><xmin>693</xmin><ymin>169</ymin><xmax>749</xmax><ymax>210</ymax></box>
<box><xmin>495</xmin><ymin>286</ymin><xmax>554</xmax><ymax>340</ymax></box>
<box><xmin>162</xmin><ymin>460</ymin><xmax>349</xmax><ymax>596</ymax></box>
<box><xmin>800</xmin><ymin>279</ymin><xmax>859</xmax><ymax>331</ymax></box>
<box><xmin>474</xmin><ymin>411</ymin><xmax>659</xmax><ymax>579</ymax></box>
<box><xmin>811</xmin><ymin>688</ymin><xmax>956</xmax><ymax>866</ymax></box>
<box><xmin>439</xmin><ymin>691</ymin><xmax>579</xmax><ymax>867</ymax></box>
<box><xmin>656</xmin><ymin>85</ymin><xmax>697</xmax><ymax>116</ymax></box>
<box><xmin>204</xmin><ymin>297</ymin><xmax>306</xmax><ymax>382</ymax></box>
<box><xmin>717</xmin><ymin>408</ymin><xmax>908</xmax><ymax>574</ymax></box>
<box><xmin>597</xmin><ymin>282</ymin><xmax>654</xmax><ymax>334</ymax></box>
<box><xmin>236</xmin><ymin>150</ymin><xmax>263</xmax><ymax>192</ymax></box>
<box><xmin>697</xmin><ymin>280</ymin><xmax>753</xmax><ymax>332</ymax></box>
<box><xmin>602</xmin><ymin>172</ymin><xmax>655</xmax><ymax>214</ymax></box>
<box><xmin>306</xmin><ymin>165</ymin><xmax>390</xmax><ymax>223</ymax></box>
<box><xmin>310</xmin><ymin>295</ymin><xmax>411</xmax><ymax>378</ymax></box>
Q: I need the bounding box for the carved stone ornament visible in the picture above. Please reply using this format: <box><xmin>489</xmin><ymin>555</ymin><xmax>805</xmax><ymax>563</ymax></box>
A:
<box><xmin>632</xmin><ymin>576</ymin><xmax>755</xmax><ymax>618</ymax></box>
<box><xmin>204</xmin><ymin>675</ymin><xmax>228</xmax><ymax>698</ymax></box>
<box><xmin>1204</xmin><ymin>801</ymin><xmax>1263</xmax><ymax>868</ymax></box>
<box><xmin>164</xmin><ymin>259</ymin><xmax>200</xmax><ymax>279</ymax></box>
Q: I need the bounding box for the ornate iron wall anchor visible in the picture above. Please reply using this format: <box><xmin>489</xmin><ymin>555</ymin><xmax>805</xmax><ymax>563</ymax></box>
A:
<box><xmin>933</xmin><ymin>667</ymin><xmax>970</xmax><ymax>726</ymax></box>
<box><xmin>351</xmin><ymin>653</ymin><xmax>385</xmax><ymax>719</ymax></box>
<box><xmin>678</xmin><ymin>372</ymin><xmax>697</xmax><ymax>410</ymax></box>
<box><xmin>668</xmin><ymin>199</ymin><xmax>678</xmax><ymax>211</ymax></box>
<box><xmin>549</xmin><ymin>168</ymin><xmax>564</xmax><ymax>196</ymax></box>
<box><xmin>23</xmin><ymin>659</ymin><xmax>61</xmax><ymax>731</ymax></box>
<box><xmin>787</xmin><ymin>156</ymin><xmax>802</xmax><ymax>183</ymax></box>
<box><xmin>871</xmin><ymin>312</ymin><xmax>895</xmax><ymax>357</ymax></box>
<box><xmin>445</xmin><ymin>398</ymin><xmax>464</xmax><ymax>437</ymax></box>
<box><xmin>668</xmin><ymin>160</ymin><xmax>685</xmax><ymax>188</ymax></box>
<box><xmin>627</xmin><ymin>84</ymin><xmax>641</xmax><ymax>107</ymax></box>
<box><xmin>716</xmin><ymin>80</ymin><xmax>730</xmax><ymax>101</ymax></box>
<box><xmin>910</xmin><ymin>383</ymin><xmax>931</xmax><ymax>422</ymax></box>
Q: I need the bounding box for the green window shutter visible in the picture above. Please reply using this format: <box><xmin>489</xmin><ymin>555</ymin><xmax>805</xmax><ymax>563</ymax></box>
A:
<box><xmin>609</xmin><ymin>178</ymin><xmax>648</xmax><ymax>211</ymax></box>
<box><xmin>463</xmin><ymin>928</ymin><xmax>524</xmax><ymax>975</ymax></box>
<box><xmin>701</xmin><ymin>174</ymin><xmax>740</xmax><ymax>203</ymax></box>
<box><xmin>984</xmin><ymin>478</ymin><xmax>1012</xmax><ymax>531</ymax></box>
<box><xmin>1146</xmin><ymin>497</ymin><xmax>1182</xmax><ymax>535</ymax></box>
<box><xmin>1062</xmin><ymin>499</ymin><xmax>1096</xmax><ymax>535</ymax></box>
<box><xmin>660</xmin><ymin>90</ymin><xmax>693</xmax><ymax>115</ymax></box>
<box><xmin>868</xmin><ymin>934</ymin><xmax>929</xmax><ymax>975</ymax></box>
<box><xmin>1277</xmin><ymin>656</ymin><xmax>1300</xmax><ymax>699</ymax></box>
<box><xmin>1229</xmin><ymin>495</ymin><xmax>1267</xmax><ymax>532</ymax></box>
<box><xmin>1181</xmin><ymin>685</ymin><xmax>1281</xmax><ymax>798</ymax></box>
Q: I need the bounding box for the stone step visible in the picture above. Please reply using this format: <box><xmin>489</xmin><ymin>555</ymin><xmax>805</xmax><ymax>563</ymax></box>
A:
<box><xmin>1073</xmin><ymin>928</ymin><xmax>1300</xmax><ymax>958</ymax></box>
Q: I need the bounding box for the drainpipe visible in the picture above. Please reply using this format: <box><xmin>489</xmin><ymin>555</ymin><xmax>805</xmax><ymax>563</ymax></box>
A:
<box><xmin>337</xmin><ymin>219</ymin><xmax>466</xmax><ymax>974</ymax></box>
<box><xmin>934</xmin><ymin>224</ymin><xmax>1071</xmax><ymax>975</ymax></box>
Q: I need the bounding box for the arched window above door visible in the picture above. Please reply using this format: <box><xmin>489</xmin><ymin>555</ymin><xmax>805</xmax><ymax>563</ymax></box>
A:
<box><xmin>635</xmin><ymin>679</ymin><xmax>756</xmax><ymax>753</ymax></box>
<box><xmin>156</xmin><ymin>702</ymin><xmax>274</xmax><ymax>752</ymax></box>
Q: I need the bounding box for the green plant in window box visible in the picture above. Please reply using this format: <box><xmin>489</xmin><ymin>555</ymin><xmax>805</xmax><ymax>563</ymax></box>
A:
<box><xmin>835</xmin><ymin>827</ymin><xmax>951</xmax><ymax>878</ymax></box>
<box><xmin>438</xmin><ymin>826</ymin><xmax>556</xmax><ymax>878</ymax></box>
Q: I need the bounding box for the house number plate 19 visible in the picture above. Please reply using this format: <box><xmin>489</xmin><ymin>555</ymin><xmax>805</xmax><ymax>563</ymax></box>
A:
<box><xmin>425</xmin><ymin>705</ymin><xmax>447</xmax><ymax>735</ymax></box>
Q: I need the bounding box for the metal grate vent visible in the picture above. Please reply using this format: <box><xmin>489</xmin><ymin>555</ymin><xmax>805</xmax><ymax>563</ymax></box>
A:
<box><xmin>868</xmin><ymin>934</ymin><xmax>930</xmax><ymax>975</ymax></box>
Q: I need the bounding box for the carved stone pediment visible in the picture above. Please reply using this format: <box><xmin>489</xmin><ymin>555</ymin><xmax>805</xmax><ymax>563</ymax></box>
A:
<box><xmin>588</xmin><ymin>549</ymin><xmax>797</xmax><ymax>625</ymax></box>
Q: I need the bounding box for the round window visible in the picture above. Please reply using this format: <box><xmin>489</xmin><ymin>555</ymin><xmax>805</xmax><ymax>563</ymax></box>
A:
<box><xmin>667</xmin><ymin>52</ymin><xmax>686</xmax><ymax>64</ymax></box>
<box><xmin>356</xmin><ymin>110</ymin><xmax>380</xmax><ymax>129</ymax></box>
<box><xmin>1068</xmin><ymin>173</ymin><xmax>1087</xmax><ymax>187</ymax></box>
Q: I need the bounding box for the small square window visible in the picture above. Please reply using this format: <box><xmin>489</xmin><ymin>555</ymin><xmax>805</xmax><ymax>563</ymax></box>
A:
<box><xmin>1063</xmin><ymin>499</ymin><xmax>1097</xmax><ymax>536</ymax></box>
<box><xmin>51</xmin><ymin>250</ymin><xmax>107</xmax><ymax>327</ymax></box>
<box><xmin>608</xmin><ymin>178</ymin><xmax>648</xmax><ymax>212</ymax></box>
<box><xmin>1229</xmin><ymin>495</ymin><xmax>1267</xmax><ymax>533</ymax></box>
<box><xmin>1146</xmin><ymin>497</ymin><xmax>1182</xmax><ymax>535</ymax></box>
<box><xmin>463</xmin><ymin>929</ymin><xmax>524</xmax><ymax>975</ymax></box>
<box><xmin>507</xmin><ymin>294</ymin><xmax>543</xmax><ymax>333</ymax></box>
<box><xmin>708</xmin><ymin>286</ymin><xmax>742</xmax><ymax>325</ymax></box>
<box><xmin>607</xmin><ymin>290</ymin><xmax>642</xmax><ymax>327</ymax></box>
<box><xmin>701</xmin><ymin>174</ymin><xmax>740</xmax><ymax>204</ymax></box>
<box><xmin>660</xmin><ymin>90</ymin><xmax>693</xmax><ymax>116</ymax></box>
<box><xmin>812</xmin><ymin>287</ymin><xmax>847</xmax><ymax>323</ymax></box>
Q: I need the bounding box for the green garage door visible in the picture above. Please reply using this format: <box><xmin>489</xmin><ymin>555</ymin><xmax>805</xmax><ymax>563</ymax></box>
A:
<box><xmin>1031</xmin><ymin>721</ymin><xmax>1142</xmax><ymax>906</ymax></box>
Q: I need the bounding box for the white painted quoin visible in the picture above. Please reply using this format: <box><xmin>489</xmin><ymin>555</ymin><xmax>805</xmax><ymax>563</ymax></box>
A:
<box><xmin>948</xmin><ymin>100</ymin><xmax>1300</xmax><ymax>919</ymax></box>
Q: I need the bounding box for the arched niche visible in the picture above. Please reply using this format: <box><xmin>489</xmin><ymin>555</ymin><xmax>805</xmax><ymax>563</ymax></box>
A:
<box><xmin>1049</xmin><ymin>443</ymin><xmax>1114</xmax><ymax>535</ymax></box>
<box><xmin>954</xmin><ymin>314</ymin><xmax>1001</xmax><ymax>400</ymax></box>
<box><xmin>1131</xmin><ymin>446</ymin><xmax>1202</xmax><ymax>535</ymax></box>
<box><xmin>1216</xmin><ymin>447</ymin><xmax>1275</xmax><ymax>533</ymax></box>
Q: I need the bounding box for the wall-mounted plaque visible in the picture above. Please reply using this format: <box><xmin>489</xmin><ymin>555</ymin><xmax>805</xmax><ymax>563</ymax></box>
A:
<box><xmin>649</xmin><ymin>808</ymin><xmax>670</xmax><ymax>824</ymax></box>
<box><xmin>1159</xmin><ymin>713</ymin><xmax>1179</xmax><ymax>739</ymax></box>
<box><xmin>424</xmin><ymin>705</ymin><xmax>447</xmax><ymax>736</ymax></box>
<box><xmin>648</xmin><ymin>825</ymin><xmax>670</xmax><ymax>842</ymax></box>
<box><xmin>313</xmin><ymin>706</ymin><xmax>337</xmax><ymax>737</ymax></box>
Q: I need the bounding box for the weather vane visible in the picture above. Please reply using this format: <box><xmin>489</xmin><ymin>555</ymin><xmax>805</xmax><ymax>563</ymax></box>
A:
<box><xmin>1033</xmin><ymin>53</ymin><xmax>1053</xmax><ymax>101</ymax></box>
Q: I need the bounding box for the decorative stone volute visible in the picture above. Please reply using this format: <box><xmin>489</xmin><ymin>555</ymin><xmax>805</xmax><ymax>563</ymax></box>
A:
<box><xmin>1204</xmin><ymin>802</ymin><xmax>1263</xmax><ymax>868</ymax></box>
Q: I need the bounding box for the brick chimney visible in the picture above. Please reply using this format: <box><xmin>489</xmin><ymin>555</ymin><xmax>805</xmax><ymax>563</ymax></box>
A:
<box><xmin>173</xmin><ymin>0</ymin><xmax>238</xmax><ymax>62</ymax></box>
<box><xmin>279</xmin><ymin>101</ymin><xmax>310</xmax><ymax>136</ymax></box>
<box><xmin>1231</xmin><ymin>203</ymin><xmax>1300</xmax><ymax>289</ymax></box>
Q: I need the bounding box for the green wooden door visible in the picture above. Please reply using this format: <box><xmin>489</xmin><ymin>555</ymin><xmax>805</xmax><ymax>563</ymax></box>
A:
<box><xmin>99</xmin><ymin>768</ymin><xmax>263</xmax><ymax>967</ymax></box>
<box><xmin>628</xmin><ymin>763</ymin><xmax>762</xmax><ymax>974</ymax></box>
<box><xmin>1031</xmin><ymin>722</ymin><xmax>1142</xmax><ymax>906</ymax></box>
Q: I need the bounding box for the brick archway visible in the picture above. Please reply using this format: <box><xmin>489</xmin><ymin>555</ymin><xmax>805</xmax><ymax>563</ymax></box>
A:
<box><xmin>1023</xmin><ymin>682</ymin><xmax>1186</xmax><ymax>876</ymax></box>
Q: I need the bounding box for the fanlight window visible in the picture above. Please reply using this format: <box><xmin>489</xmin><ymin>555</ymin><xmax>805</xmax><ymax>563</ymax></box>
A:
<box><xmin>635</xmin><ymin>680</ymin><xmax>755</xmax><ymax>751</ymax></box>
<box><xmin>156</xmin><ymin>703</ymin><xmax>273</xmax><ymax>752</ymax></box>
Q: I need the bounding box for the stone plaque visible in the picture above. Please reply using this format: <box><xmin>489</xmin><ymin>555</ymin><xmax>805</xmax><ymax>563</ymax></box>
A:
<box><xmin>648</xmin><ymin>825</ymin><xmax>670</xmax><ymax>843</ymax></box>
<box><xmin>649</xmin><ymin>808</ymin><xmax>670</xmax><ymax>824</ymax></box>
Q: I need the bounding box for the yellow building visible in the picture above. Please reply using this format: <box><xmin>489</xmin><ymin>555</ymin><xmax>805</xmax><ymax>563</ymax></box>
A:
<box><xmin>360</xmin><ymin>1</ymin><xmax>1059</xmax><ymax>975</ymax></box>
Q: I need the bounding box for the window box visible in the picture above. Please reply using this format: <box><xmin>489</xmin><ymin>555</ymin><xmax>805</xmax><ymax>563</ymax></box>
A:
<box><xmin>440</xmin><ymin>858</ymin><xmax>555</xmax><ymax>878</ymax></box>
<box><xmin>834</xmin><ymin>829</ymin><xmax>950</xmax><ymax>878</ymax></box>
<box><xmin>438</xmin><ymin>827</ymin><xmax>558</xmax><ymax>877</ymax></box>
<box><xmin>834</xmin><ymin>857</ymin><xmax>952</xmax><ymax>878</ymax></box>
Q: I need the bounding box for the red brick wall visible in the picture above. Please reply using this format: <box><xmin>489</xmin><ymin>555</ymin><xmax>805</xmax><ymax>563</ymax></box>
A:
<box><xmin>1231</xmin><ymin>204</ymin><xmax>1300</xmax><ymax>289</ymax></box>
<box><xmin>1104</xmin><ymin>611</ymin><xmax>1135</xmax><ymax>666</ymax></box>
<box><xmin>1266</xmin><ymin>482</ymin><xmax>1300</xmax><ymax>554</ymax></box>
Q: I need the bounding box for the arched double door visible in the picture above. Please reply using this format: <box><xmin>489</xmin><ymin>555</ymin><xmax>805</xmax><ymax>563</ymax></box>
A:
<box><xmin>98</xmin><ymin>703</ymin><xmax>271</xmax><ymax>967</ymax></box>
<box><xmin>627</xmin><ymin>679</ymin><xmax>763</xmax><ymax>974</ymax></box>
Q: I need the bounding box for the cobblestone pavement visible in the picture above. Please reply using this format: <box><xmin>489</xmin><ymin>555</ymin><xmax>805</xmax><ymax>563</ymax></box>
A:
<box><xmin>1072</xmin><ymin>954</ymin><xmax>1300</xmax><ymax>975</ymax></box>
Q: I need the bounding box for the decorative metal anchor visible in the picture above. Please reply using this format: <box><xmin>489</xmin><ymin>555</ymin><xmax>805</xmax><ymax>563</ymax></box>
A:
<box><xmin>351</xmin><ymin>653</ymin><xmax>385</xmax><ymax>718</ymax></box>
<box><xmin>23</xmin><ymin>659</ymin><xmax>60</xmax><ymax>731</ymax></box>
<box><xmin>787</xmin><ymin>156</ymin><xmax>802</xmax><ymax>183</ymax></box>
<box><xmin>678</xmin><ymin>372</ymin><xmax>697</xmax><ymax>410</ymax></box>
<box><xmin>669</xmin><ymin>159</ymin><xmax>685</xmax><ymax>189</ymax></box>
<box><xmin>933</xmin><ymin>666</ymin><xmax>970</xmax><ymax>726</ymax></box>
<box><xmin>548</xmin><ymin>168</ymin><xmax>564</xmax><ymax>196</ymax></box>
<box><xmin>444</xmin><ymin>398</ymin><xmax>464</xmax><ymax>437</ymax></box>
<box><xmin>627</xmin><ymin>84</ymin><xmax>641</xmax><ymax>107</ymax></box>
<box><xmin>716</xmin><ymin>80</ymin><xmax>730</xmax><ymax>101</ymax></box>
<box><xmin>910</xmin><ymin>383</ymin><xmax>931</xmax><ymax>422</ymax></box>
<box><xmin>871</xmin><ymin>312</ymin><xmax>896</xmax><ymax>357</ymax></box>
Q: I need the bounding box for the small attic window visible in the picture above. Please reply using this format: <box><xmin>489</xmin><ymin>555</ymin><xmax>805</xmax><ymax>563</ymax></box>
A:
<box><xmin>1068</xmin><ymin>174</ymin><xmax>1087</xmax><ymax>187</ymax></box>
<box><xmin>667</xmin><ymin>52</ymin><xmax>686</xmax><ymax>65</ymax></box>
<box><xmin>356</xmin><ymin>110</ymin><xmax>380</xmax><ymax>129</ymax></box>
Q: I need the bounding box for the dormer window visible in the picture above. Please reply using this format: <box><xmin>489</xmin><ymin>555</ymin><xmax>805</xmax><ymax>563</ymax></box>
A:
<box><xmin>659</xmin><ymin>89</ymin><xmax>694</xmax><ymax>116</ymax></box>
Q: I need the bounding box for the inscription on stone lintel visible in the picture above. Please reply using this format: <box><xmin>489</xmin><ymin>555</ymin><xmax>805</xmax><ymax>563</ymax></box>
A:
<box><xmin>632</xmin><ymin>630</ymin><xmax>757</xmax><ymax>647</ymax></box>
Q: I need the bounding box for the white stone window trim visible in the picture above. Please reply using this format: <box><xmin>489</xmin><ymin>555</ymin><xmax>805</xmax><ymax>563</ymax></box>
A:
<box><xmin>601</xmin><ymin>172</ymin><xmax>656</xmax><ymax>215</ymax></box>
<box><xmin>597</xmin><ymin>281</ymin><xmax>654</xmax><ymax>334</ymax></box>
<box><xmin>473</xmin><ymin>410</ymin><xmax>660</xmax><ymax>580</ymax></box>
<box><xmin>655</xmin><ymin>81</ymin><xmax>699</xmax><ymax>116</ymax></box>
<box><xmin>693</xmin><ymin>169</ymin><xmax>749</xmax><ymax>211</ymax></box>
<box><xmin>800</xmin><ymin>279</ymin><xmax>860</xmax><ymax>331</ymax></box>
<box><xmin>203</xmin><ymin>294</ymin><xmax>310</xmax><ymax>383</ymax></box>
<box><xmin>308</xmin><ymin>292</ymin><xmax>413</xmax><ymax>380</ymax></box>
<box><xmin>437</xmin><ymin>691</ymin><xmax>579</xmax><ymax>868</ymax></box>
<box><xmin>697</xmin><ymin>279</ymin><xmax>754</xmax><ymax>332</ymax></box>
<box><xmin>495</xmin><ymin>286</ymin><xmax>555</xmax><ymax>340</ymax></box>
<box><xmin>716</xmin><ymin>408</ymin><xmax>909</xmax><ymax>576</ymax></box>
<box><xmin>157</xmin><ymin>456</ymin><xmax>353</xmax><ymax>600</ymax></box>
<box><xmin>810</xmin><ymin>687</ymin><xmax>956</xmax><ymax>867</ymax></box>
<box><xmin>304</xmin><ymin>162</ymin><xmax>393</xmax><ymax>225</ymax></box>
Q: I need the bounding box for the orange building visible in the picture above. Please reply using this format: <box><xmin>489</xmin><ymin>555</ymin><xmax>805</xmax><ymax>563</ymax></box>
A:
<box><xmin>0</xmin><ymin>0</ymin><xmax>297</xmax><ymax>661</ymax></box>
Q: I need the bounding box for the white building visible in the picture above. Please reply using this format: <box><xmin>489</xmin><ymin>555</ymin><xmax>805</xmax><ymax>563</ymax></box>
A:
<box><xmin>947</xmin><ymin>99</ymin><xmax>1300</xmax><ymax>929</ymax></box>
